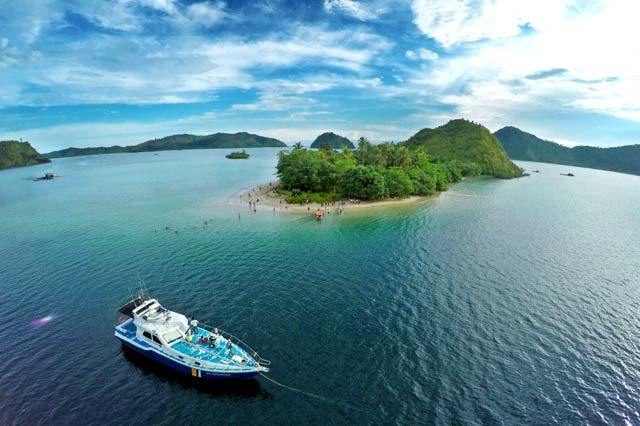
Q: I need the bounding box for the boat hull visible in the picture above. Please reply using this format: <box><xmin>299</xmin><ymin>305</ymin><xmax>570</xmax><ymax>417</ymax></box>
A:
<box><xmin>116</xmin><ymin>335</ymin><xmax>259</xmax><ymax>380</ymax></box>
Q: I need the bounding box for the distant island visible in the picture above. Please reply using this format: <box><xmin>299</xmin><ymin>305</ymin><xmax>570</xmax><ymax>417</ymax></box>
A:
<box><xmin>495</xmin><ymin>126</ymin><xmax>640</xmax><ymax>176</ymax></box>
<box><xmin>45</xmin><ymin>132</ymin><xmax>286</xmax><ymax>159</ymax></box>
<box><xmin>0</xmin><ymin>141</ymin><xmax>51</xmax><ymax>170</ymax></box>
<box><xmin>226</xmin><ymin>150</ymin><xmax>250</xmax><ymax>159</ymax></box>
<box><xmin>310</xmin><ymin>132</ymin><xmax>355</xmax><ymax>150</ymax></box>
<box><xmin>275</xmin><ymin>119</ymin><xmax>522</xmax><ymax>204</ymax></box>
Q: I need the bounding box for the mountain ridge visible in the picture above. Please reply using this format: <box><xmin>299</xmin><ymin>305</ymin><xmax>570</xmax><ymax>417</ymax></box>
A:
<box><xmin>495</xmin><ymin>126</ymin><xmax>640</xmax><ymax>176</ymax></box>
<box><xmin>45</xmin><ymin>132</ymin><xmax>287</xmax><ymax>158</ymax></box>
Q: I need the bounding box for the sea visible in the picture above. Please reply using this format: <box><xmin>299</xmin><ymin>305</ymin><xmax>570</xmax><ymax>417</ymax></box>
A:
<box><xmin>1</xmin><ymin>148</ymin><xmax>639</xmax><ymax>424</ymax></box>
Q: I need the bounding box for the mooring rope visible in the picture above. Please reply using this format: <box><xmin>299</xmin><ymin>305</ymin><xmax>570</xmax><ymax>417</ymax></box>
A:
<box><xmin>258</xmin><ymin>372</ymin><xmax>333</xmax><ymax>403</ymax></box>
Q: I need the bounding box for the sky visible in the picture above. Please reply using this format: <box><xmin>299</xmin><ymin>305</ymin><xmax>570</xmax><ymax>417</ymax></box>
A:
<box><xmin>1</xmin><ymin>0</ymin><xmax>639</xmax><ymax>152</ymax></box>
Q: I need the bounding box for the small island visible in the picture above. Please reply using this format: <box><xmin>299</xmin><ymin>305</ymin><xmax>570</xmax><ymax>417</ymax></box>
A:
<box><xmin>0</xmin><ymin>140</ymin><xmax>51</xmax><ymax>170</ymax></box>
<box><xmin>310</xmin><ymin>132</ymin><xmax>355</xmax><ymax>150</ymax></box>
<box><xmin>226</xmin><ymin>150</ymin><xmax>250</xmax><ymax>159</ymax></box>
<box><xmin>272</xmin><ymin>119</ymin><xmax>523</xmax><ymax>206</ymax></box>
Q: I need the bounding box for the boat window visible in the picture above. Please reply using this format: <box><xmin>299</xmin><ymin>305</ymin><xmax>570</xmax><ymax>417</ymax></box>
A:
<box><xmin>163</xmin><ymin>329</ymin><xmax>182</xmax><ymax>344</ymax></box>
<box><xmin>143</xmin><ymin>331</ymin><xmax>152</xmax><ymax>339</ymax></box>
<box><xmin>194</xmin><ymin>362</ymin><xmax>201</xmax><ymax>366</ymax></box>
<box><xmin>152</xmin><ymin>335</ymin><xmax>162</xmax><ymax>345</ymax></box>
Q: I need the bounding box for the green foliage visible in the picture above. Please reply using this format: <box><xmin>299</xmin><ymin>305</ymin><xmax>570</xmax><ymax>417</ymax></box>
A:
<box><xmin>383</xmin><ymin>168</ymin><xmax>414</xmax><ymax>197</ymax></box>
<box><xmin>0</xmin><ymin>141</ymin><xmax>50</xmax><ymax>169</ymax></box>
<box><xmin>495</xmin><ymin>126</ymin><xmax>640</xmax><ymax>176</ymax></box>
<box><xmin>342</xmin><ymin>166</ymin><xmax>388</xmax><ymax>200</ymax></box>
<box><xmin>46</xmin><ymin>132</ymin><xmax>286</xmax><ymax>158</ymax></box>
<box><xmin>278</xmin><ymin>190</ymin><xmax>338</xmax><ymax>205</ymax></box>
<box><xmin>406</xmin><ymin>168</ymin><xmax>437</xmax><ymax>196</ymax></box>
<box><xmin>225</xmin><ymin>150</ymin><xmax>250</xmax><ymax>159</ymax></box>
<box><xmin>405</xmin><ymin>119</ymin><xmax>523</xmax><ymax>178</ymax></box>
<box><xmin>277</xmin><ymin>137</ymin><xmax>485</xmax><ymax>201</ymax></box>
<box><xmin>276</xmin><ymin>119</ymin><xmax>525</xmax><ymax>201</ymax></box>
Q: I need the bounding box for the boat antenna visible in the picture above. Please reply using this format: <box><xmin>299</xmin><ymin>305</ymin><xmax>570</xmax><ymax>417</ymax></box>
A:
<box><xmin>136</xmin><ymin>271</ymin><xmax>148</xmax><ymax>299</ymax></box>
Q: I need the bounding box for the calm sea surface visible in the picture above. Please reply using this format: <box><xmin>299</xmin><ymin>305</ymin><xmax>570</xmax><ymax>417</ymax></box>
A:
<box><xmin>1</xmin><ymin>149</ymin><xmax>640</xmax><ymax>425</ymax></box>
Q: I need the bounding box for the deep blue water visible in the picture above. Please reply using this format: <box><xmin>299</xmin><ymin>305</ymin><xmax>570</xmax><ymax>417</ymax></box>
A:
<box><xmin>1</xmin><ymin>149</ymin><xmax>640</xmax><ymax>425</ymax></box>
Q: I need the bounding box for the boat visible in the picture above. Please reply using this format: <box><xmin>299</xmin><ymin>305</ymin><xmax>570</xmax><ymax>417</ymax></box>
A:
<box><xmin>114</xmin><ymin>296</ymin><xmax>270</xmax><ymax>380</ymax></box>
<box><xmin>33</xmin><ymin>172</ymin><xmax>59</xmax><ymax>181</ymax></box>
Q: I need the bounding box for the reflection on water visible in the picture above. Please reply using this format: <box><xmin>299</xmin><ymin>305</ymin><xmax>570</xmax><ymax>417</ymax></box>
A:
<box><xmin>1</xmin><ymin>153</ymin><xmax>640</xmax><ymax>424</ymax></box>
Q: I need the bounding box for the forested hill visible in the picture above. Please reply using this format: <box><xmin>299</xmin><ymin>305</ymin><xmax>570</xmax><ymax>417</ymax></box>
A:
<box><xmin>404</xmin><ymin>119</ymin><xmax>523</xmax><ymax>178</ymax></box>
<box><xmin>495</xmin><ymin>126</ymin><xmax>640</xmax><ymax>176</ymax></box>
<box><xmin>45</xmin><ymin>132</ymin><xmax>286</xmax><ymax>158</ymax></box>
<box><xmin>310</xmin><ymin>132</ymin><xmax>355</xmax><ymax>149</ymax></box>
<box><xmin>0</xmin><ymin>141</ymin><xmax>51</xmax><ymax>169</ymax></box>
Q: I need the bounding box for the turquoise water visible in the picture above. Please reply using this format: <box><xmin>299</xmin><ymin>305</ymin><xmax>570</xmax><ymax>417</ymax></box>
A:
<box><xmin>1</xmin><ymin>149</ymin><xmax>640</xmax><ymax>424</ymax></box>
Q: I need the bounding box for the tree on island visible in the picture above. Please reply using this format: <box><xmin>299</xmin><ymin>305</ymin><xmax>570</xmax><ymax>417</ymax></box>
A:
<box><xmin>276</xmin><ymin>120</ymin><xmax>522</xmax><ymax>204</ymax></box>
<box><xmin>276</xmin><ymin>139</ymin><xmax>482</xmax><ymax>203</ymax></box>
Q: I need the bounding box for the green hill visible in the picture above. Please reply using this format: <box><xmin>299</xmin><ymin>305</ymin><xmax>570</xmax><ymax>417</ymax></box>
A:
<box><xmin>0</xmin><ymin>141</ymin><xmax>51</xmax><ymax>169</ymax></box>
<box><xmin>404</xmin><ymin>119</ymin><xmax>523</xmax><ymax>178</ymax></box>
<box><xmin>495</xmin><ymin>126</ymin><xmax>640</xmax><ymax>176</ymax></box>
<box><xmin>310</xmin><ymin>132</ymin><xmax>355</xmax><ymax>149</ymax></box>
<box><xmin>45</xmin><ymin>132</ymin><xmax>286</xmax><ymax>158</ymax></box>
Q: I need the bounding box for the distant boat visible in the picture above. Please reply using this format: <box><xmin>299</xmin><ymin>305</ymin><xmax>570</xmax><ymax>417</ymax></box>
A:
<box><xmin>560</xmin><ymin>173</ymin><xmax>575</xmax><ymax>177</ymax></box>
<box><xmin>115</xmin><ymin>296</ymin><xmax>270</xmax><ymax>380</ymax></box>
<box><xmin>33</xmin><ymin>172</ymin><xmax>59</xmax><ymax>181</ymax></box>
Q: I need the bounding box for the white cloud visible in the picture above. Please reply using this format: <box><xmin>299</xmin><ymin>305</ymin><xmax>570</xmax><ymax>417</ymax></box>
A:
<box><xmin>0</xmin><ymin>25</ymin><xmax>390</xmax><ymax>106</ymax></box>
<box><xmin>411</xmin><ymin>0</ymin><xmax>573</xmax><ymax>47</ymax></box>
<box><xmin>323</xmin><ymin>0</ymin><xmax>381</xmax><ymax>21</ymax></box>
<box><xmin>405</xmin><ymin>0</ymin><xmax>640</xmax><ymax>126</ymax></box>
<box><xmin>405</xmin><ymin>48</ymin><xmax>439</xmax><ymax>61</ymax></box>
<box><xmin>138</xmin><ymin>0</ymin><xmax>178</xmax><ymax>15</ymax></box>
<box><xmin>185</xmin><ymin>2</ymin><xmax>227</xmax><ymax>27</ymax></box>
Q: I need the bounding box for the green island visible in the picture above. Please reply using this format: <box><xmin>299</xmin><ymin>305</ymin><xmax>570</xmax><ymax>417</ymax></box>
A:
<box><xmin>310</xmin><ymin>132</ymin><xmax>355</xmax><ymax>150</ymax></box>
<box><xmin>0</xmin><ymin>140</ymin><xmax>51</xmax><ymax>170</ymax></box>
<box><xmin>276</xmin><ymin>119</ymin><xmax>523</xmax><ymax>204</ymax></box>
<box><xmin>45</xmin><ymin>132</ymin><xmax>286</xmax><ymax>159</ymax></box>
<box><xmin>495</xmin><ymin>126</ymin><xmax>640</xmax><ymax>176</ymax></box>
<box><xmin>226</xmin><ymin>150</ymin><xmax>250</xmax><ymax>159</ymax></box>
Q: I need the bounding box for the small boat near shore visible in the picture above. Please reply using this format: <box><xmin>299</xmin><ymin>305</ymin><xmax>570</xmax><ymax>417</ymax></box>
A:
<box><xmin>115</xmin><ymin>296</ymin><xmax>270</xmax><ymax>380</ymax></box>
<box><xmin>33</xmin><ymin>172</ymin><xmax>59</xmax><ymax>181</ymax></box>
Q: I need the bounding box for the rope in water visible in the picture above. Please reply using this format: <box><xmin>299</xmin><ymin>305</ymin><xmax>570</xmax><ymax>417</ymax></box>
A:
<box><xmin>258</xmin><ymin>372</ymin><xmax>333</xmax><ymax>403</ymax></box>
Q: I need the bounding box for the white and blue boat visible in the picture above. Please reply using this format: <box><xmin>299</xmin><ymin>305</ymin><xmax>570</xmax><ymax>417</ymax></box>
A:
<box><xmin>115</xmin><ymin>296</ymin><xmax>270</xmax><ymax>380</ymax></box>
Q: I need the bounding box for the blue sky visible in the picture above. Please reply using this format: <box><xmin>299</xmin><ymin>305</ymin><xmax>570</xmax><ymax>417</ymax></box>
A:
<box><xmin>1</xmin><ymin>0</ymin><xmax>639</xmax><ymax>152</ymax></box>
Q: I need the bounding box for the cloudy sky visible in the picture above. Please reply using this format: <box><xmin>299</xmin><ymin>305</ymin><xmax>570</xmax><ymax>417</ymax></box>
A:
<box><xmin>1</xmin><ymin>0</ymin><xmax>639</xmax><ymax>151</ymax></box>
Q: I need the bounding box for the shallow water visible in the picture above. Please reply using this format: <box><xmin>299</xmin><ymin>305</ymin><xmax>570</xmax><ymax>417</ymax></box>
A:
<box><xmin>1</xmin><ymin>150</ymin><xmax>640</xmax><ymax>424</ymax></box>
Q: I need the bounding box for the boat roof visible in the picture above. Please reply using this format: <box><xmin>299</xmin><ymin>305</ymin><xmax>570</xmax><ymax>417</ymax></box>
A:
<box><xmin>117</xmin><ymin>296</ymin><xmax>148</xmax><ymax>318</ymax></box>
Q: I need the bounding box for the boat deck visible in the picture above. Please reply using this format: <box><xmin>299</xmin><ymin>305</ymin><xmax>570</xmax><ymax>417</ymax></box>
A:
<box><xmin>118</xmin><ymin>319</ymin><xmax>137</xmax><ymax>338</ymax></box>
<box><xmin>171</xmin><ymin>328</ymin><xmax>256</xmax><ymax>367</ymax></box>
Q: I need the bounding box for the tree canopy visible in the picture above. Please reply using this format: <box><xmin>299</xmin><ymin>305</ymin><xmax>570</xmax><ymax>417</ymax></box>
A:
<box><xmin>276</xmin><ymin>138</ymin><xmax>484</xmax><ymax>202</ymax></box>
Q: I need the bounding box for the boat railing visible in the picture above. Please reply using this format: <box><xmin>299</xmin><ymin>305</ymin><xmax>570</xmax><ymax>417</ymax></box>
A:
<box><xmin>200</xmin><ymin>321</ymin><xmax>271</xmax><ymax>367</ymax></box>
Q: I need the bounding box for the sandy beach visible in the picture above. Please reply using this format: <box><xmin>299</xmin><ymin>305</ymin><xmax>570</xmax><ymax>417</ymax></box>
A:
<box><xmin>237</xmin><ymin>181</ymin><xmax>436</xmax><ymax>215</ymax></box>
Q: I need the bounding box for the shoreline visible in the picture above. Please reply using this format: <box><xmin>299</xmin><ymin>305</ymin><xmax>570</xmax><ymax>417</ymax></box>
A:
<box><xmin>238</xmin><ymin>181</ymin><xmax>437</xmax><ymax>215</ymax></box>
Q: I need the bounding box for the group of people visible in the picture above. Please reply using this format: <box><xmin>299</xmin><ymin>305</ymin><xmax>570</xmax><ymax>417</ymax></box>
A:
<box><xmin>198</xmin><ymin>334</ymin><xmax>218</xmax><ymax>348</ymax></box>
<box><xmin>188</xmin><ymin>318</ymin><xmax>234</xmax><ymax>355</ymax></box>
